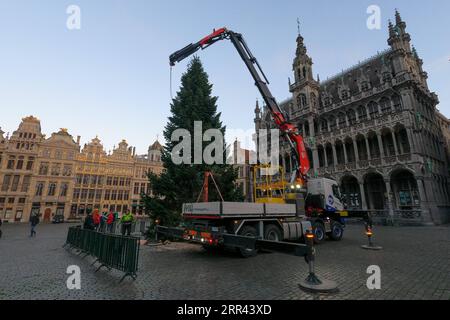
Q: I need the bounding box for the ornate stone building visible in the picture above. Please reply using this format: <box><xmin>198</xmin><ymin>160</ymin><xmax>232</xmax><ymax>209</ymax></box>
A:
<box><xmin>436</xmin><ymin>111</ymin><xmax>450</xmax><ymax>165</ymax></box>
<box><xmin>0</xmin><ymin>116</ymin><xmax>41</xmax><ymax>222</ymax></box>
<box><xmin>0</xmin><ymin>116</ymin><xmax>163</xmax><ymax>223</ymax></box>
<box><xmin>33</xmin><ymin>128</ymin><xmax>79</xmax><ymax>221</ymax></box>
<box><xmin>255</xmin><ymin>11</ymin><xmax>450</xmax><ymax>224</ymax></box>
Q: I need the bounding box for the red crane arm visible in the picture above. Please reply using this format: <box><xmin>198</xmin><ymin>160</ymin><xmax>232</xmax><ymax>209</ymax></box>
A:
<box><xmin>169</xmin><ymin>28</ymin><xmax>310</xmax><ymax>185</ymax></box>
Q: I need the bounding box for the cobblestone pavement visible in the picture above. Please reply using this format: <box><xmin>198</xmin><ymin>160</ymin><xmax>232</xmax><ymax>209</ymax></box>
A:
<box><xmin>0</xmin><ymin>222</ymin><xmax>449</xmax><ymax>300</ymax></box>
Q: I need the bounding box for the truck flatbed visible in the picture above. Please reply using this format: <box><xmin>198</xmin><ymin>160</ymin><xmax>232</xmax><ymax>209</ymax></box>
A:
<box><xmin>182</xmin><ymin>202</ymin><xmax>298</xmax><ymax>219</ymax></box>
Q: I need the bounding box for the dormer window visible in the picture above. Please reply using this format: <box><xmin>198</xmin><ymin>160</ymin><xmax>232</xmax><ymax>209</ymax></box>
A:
<box><xmin>297</xmin><ymin>94</ymin><xmax>307</xmax><ymax>108</ymax></box>
<box><xmin>341</xmin><ymin>90</ymin><xmax>350</xmax><ymax>100</ymax></box>
<box><xmin>382</xmin><ymin>72</ymin><xmax>392</xmax><ymax>83</ymax></box>
<box><xmin>361</xmin><ymin>81</ymin><xmax>370</xmax><ymax>92</ymax></box>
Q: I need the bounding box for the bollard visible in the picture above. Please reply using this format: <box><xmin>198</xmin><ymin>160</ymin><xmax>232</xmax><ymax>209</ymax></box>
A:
<box><xmin>299</xmin><ymin>230</ymin><xmax>338</xmax><ymax>293</ymax></box>
<box><xmin>361</xmin><ymin>225</ymin><xmax>383</xmax><ymax>251</ymax></box>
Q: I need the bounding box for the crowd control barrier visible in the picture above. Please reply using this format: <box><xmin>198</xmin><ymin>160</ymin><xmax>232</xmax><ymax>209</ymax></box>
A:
<box><xmin>64</xmin><ymin>226</ymin><xmax>140</xmax><ymax>282</ymax></box>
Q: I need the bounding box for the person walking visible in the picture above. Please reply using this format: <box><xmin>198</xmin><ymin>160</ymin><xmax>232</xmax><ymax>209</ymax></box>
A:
<box><xmin>106</xmin><ymin>211</ymin><xmax>114</xmax><ymax>233</ymax></box>
<box><xmin>120</xmin><ymin>211</ymin><xmax>134</xmax><ymax>236</ymax></box>
<box><xmin>92</xmin><ymin>209</ymin><xmax>100</xmax><ymax>231</ymax></box>
<box><xmin>30</xmin><ymin>214</ymin><xmax>40</xmax><ymax>237</ymax></box>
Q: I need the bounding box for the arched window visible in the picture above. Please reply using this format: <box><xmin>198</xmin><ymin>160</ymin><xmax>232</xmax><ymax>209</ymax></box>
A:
<box><xmin>300</xmin><ymin>94</ymin><xmax>307</xmax><ymax>108</ymax></box>
<box><xmin>329</xmin><ymin>116</ymin><xmax>337</xmax><ymax>131</ymax></box>
<box><xmin>347</xmin><ymin>109</ymin><xmax>356</xmax><ymax>125</ymax></box>
<box><xmin>380</xmin><ymin>97</ymin><xmax>391</xmax><ymax>113</ymax></box>
<box><xmin>48</xmin><ymin>183</ymin><xmax>57</xmax><ymax>196</ymax></box>
<box><xmin>368</xmin><ymin>102</ymin><xmax>379</xmax><ymax>118</ymax></box>
<box><xmin>338</xmin><ymin>113</ymin><xmax>347</xmax><ymax>128</ymax></box>
<box><xmin>392</xmin><ymin>95</ymin><xmax>402</xmax><ymax>111</ymax></box>
<box><xmin>321</xmin><ymin>119</ymin><xmax>328</xmax><ymax>132</ymax></box>
<box><xmin>35</xmin><ymin>182</ymin><xmax>44</xmax><ymax>196</ymax></box>
<box><xmin>357</xmin><ymin>106</ymin><xmax>367</xmax><ymax>121</ymax></box>
<box><xmin>60</xmin><ymin>183</ymin><xmax>68</xmax><ymax>197</ymax></box>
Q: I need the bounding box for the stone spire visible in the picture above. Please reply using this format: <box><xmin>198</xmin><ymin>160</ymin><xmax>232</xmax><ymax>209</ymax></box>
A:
<box><xmin>296</xmin><ymin>32</ymin><xmax>307</xmax><ymax>56</ymax></box>
<box><xmin>395</xmin><ymin>9</ymin><xmax>403</xmax><ymax>25</ymax></box>
<box><xmin>254</xmin><ymin>99</ymin><xmax>261</xmax><ymax>120</ymax></box>
<box><xmin>388</xmin><ymin>20</ymin><xmax>396</xmax><ymax>38</ymax></box>
<box><xmin>388</xmin><ymin>10</ymin><xmax>411</xmax><ymax>52</ymax></box>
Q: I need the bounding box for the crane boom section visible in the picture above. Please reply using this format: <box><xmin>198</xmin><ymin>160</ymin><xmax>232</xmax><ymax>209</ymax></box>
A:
<box><xmin>169</xmin><ymin>28</ymin><xmax>310</xmax><ymax>184</ymax></box>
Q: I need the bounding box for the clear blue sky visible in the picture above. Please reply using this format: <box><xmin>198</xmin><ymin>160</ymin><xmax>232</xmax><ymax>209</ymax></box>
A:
<box><xmin>1</xmin><ymin>0</ymin><xmax>449</xmax><ymax>154</ymax></box>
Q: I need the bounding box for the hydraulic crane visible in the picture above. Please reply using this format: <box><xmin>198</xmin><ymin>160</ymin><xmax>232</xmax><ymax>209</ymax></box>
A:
<box><xmin>169</xmin><ymin>28</ymin><xmax>310</xmax><ymax>186</ymax></box>
<box><xmin>167</xmin><ymin>28</ymin><xmax>370</xmax><ymax>246</ymax></box>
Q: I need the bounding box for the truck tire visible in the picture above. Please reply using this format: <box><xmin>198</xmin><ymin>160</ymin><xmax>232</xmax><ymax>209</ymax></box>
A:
<box><xmin>328</xmin><ymin>221</ymin><xmax>344</xmax><ymax>241</ymax></box>
<box><xmin>237</xmin><ymin>225</ymin><xmax>258</xmax><ymax>258</ymax></box>
<box><xmin>264</xmin><ymin>224</ymin><xmax>282</xmax><ymax>241</ymax></box>
<box><xmin>312</xmin><ymin>221</ymin><xmax>326</xmax><ymax>244</ymax></box>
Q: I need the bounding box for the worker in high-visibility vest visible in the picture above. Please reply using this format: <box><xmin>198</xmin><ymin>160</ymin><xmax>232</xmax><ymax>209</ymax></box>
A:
<box><xmin>120</xmin><ymin>211</ymin><xmax>135</xmax><ymax>236</ymax></box>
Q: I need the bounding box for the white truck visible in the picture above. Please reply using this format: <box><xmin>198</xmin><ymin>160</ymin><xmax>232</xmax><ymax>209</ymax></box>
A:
<box><xmin>179</xmin><ymin>176</ymin><xmax>348</xmax><ymax>257</ymax></box>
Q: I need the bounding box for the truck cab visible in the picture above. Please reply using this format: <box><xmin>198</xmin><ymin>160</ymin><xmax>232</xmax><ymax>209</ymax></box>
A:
<box><xmin>306</xmin><ymin>178</ymin><xmax>345</xmax><ymax>213</ymax></box>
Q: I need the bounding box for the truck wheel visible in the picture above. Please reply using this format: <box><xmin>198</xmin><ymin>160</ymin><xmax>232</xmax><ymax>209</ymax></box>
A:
<box><xmin>312</xmin><ymin>222</ymin><xmax>326</xmax><ymax>244</ymax></box>
<box><xmin>264</xmin><ymin>224</ymin><xmax>282</xmax><ymax>241</ymax></box>
<box><xmin>237</xmin><ymin>225</ymin><xmax>258</xmax><ymax>258</ymax></box>
<box><xmin>328</xmin><ymin>222</ymin><xmax>344</xmax><ymax>241</ymax></box>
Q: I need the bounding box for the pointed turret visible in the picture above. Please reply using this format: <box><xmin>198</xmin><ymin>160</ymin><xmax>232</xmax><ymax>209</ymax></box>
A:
<box><xmin>388</xmin><ymin>20</ymin><xmax>396</xmax><ymax>39</ymax></box>
<box><xmin>388</xmin><ymin>10</ymin><xmax>411</xmax><ymax>53</ymax></box>
<box><xmin>395</xmin><ymin>9</ymin><xmax>402</xmax><ymax>25</ymax></box>
<box><xmin>290</xmin><ymin>25</ymin><xmax>319</xmax><ymax>114</ymax></box>
<box><xmin>254</xmin><ymin>99</ymin><xmax>261</xmax><ymax>119</ymax></box>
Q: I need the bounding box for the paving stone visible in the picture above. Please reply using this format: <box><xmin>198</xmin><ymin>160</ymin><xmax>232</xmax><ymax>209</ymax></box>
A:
<box><xmin>0</xmin><ymin>223</ymin><xmax>449</xmax><ymax>300</ymax></box>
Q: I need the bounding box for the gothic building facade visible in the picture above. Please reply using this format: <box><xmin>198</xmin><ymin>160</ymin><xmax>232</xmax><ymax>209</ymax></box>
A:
<box><xmin>255</xmin><ymin>11</ymin><xmax>450</xmax><ymax>224</ymax></box>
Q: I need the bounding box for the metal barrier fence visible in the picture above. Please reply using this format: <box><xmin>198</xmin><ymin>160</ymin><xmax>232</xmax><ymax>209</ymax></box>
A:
<box><xmin>64</xmin><ymin>226</ymin><xmax>140</xmax><ymax>282</ymax></box>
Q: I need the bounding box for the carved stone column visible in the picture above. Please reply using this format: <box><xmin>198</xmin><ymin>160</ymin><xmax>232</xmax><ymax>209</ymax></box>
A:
<box><xmin>365</xmin><ymin>136</ymin><xmax>372</xmax><ymax>160</ymax></box>
<box><xmin>384</xmin><ymin>179</ymin><xmax>395</xmax><ymax>222</ymax></box>
<box><xmin>391</xmin><ymin>131</ymin><xmax>399</xmax><ymax>155</ymax></box>
<box><xmin>353</xmin><ymin>139</ymin><xmax>360</xmax><ymax>163</ymax></box>
<box><xmin>377</xmin><ymin>133</ymin><xmax>385</xmax><ymax>158</ymax></box>
<box><xmin>359</xmin><ymin>182</ymin><xmax>368</xmax><ymax>211</ymax></box>
<box><xmin>332</xmin><ymin>144</ymin><xmax>338</xmax><ymax>167</ymax></box>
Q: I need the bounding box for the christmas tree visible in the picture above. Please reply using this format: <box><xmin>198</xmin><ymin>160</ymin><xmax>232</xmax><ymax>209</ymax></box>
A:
<box><xmin>143</xmin><ymin>57</ymin><xmax>243</xmax><ymax>226</ymax></box>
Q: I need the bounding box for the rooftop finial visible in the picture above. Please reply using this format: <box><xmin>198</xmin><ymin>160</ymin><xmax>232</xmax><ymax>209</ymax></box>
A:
<box><xmin>297</xmin><ymin>18</ymin><xmax>301</xmax><ymax>35</ymax></box>
<box><xmin>395</xmin><ymin>9</ymin><xmax>402</xmax><ymax>25</ymax></box>
<box><xmin>255</xmin><ymin>98</ymin><xmax>261</xmax><ymax>113</ymax></box>
<box><xmin>388</xmin><ymin>19</ymin><xmax>395</xmax><ymax>35</ymax></box>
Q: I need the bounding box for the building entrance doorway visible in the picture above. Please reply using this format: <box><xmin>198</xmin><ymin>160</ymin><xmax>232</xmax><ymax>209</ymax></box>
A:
<box><xmin>364</xmin><ymin>173</ymin><xmax>386</xmax><ymax>210</ymax></box>
<box><xmin>43</xmin><ymin>208</ymin><xmax>51</xmax><ymax>222</ymax></box>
